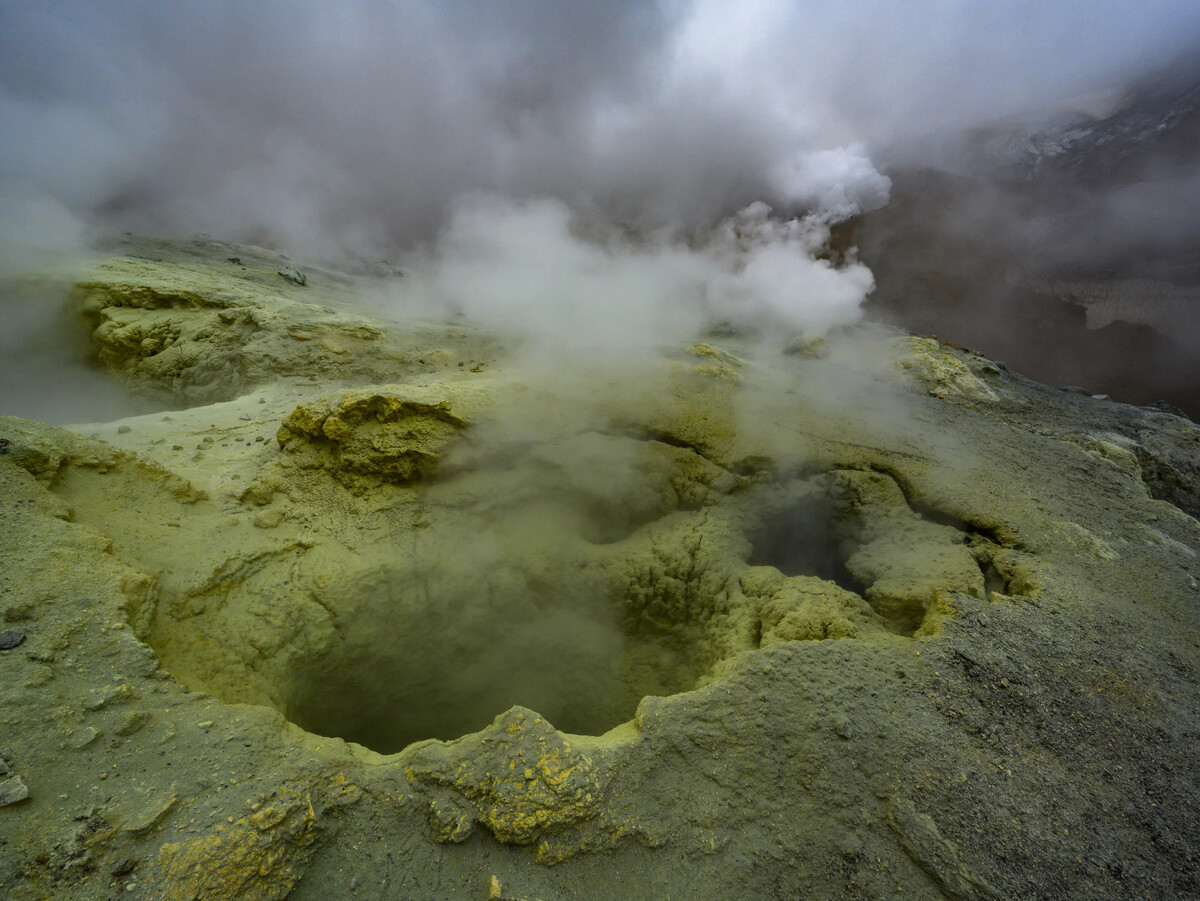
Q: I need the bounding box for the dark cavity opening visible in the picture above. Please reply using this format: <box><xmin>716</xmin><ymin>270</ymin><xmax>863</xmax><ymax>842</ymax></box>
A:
<box><xmin>748</xmin><ymin>494</ymin><xmax>862</xmax><ymax>594</ymax></box>
<box><xmin>279</xmin><ymin>582</ymin><xmax>700</xmax><ymax>755</ymax></box>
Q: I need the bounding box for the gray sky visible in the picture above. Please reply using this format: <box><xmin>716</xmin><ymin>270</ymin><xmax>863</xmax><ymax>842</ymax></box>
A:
<box><xmin>3</xmin><ymin>0</ymin><xmax>1198</xmax><ymax>256</ymax></box>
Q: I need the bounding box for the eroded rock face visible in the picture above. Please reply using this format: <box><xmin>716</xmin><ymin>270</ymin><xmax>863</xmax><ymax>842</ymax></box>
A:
<box><xmin>275</xmin><ymin>388</ymin><xmax>470</xmax><ymax>485</ymax></box>
<box><xmin>2</xmin><ymin>239</ymin><xmax>1200</xmax><ymax>901</ymax></box>
<box><xmin>72</xmin><ymin>241</ymin><xmax>497</xmax><ymax>406</ymax></box>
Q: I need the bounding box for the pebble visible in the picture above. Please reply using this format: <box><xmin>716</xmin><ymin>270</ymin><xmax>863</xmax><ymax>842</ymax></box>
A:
<box><xmin>239</xmin><ymin>414</ymin><xmax>252</xmax><ymax>421</ymax></box>
<box><xmin>72</xmin><ymin>727</ymin><xmax>100</xmax><ymax>748</ymax></box>
<box><xmin>253</xmin><ymin>509</ymin><xmax>283</xmax><ymax>529</ymax></box>
<box><xmin>0</xmin><ymin>775</ymin><xmax>29</xmax><ymax>807</ymax></box>
<box><xmin>117</xmin><ymin>711</ymin><xmax>150</xmax><ymax>736</ymax></box>
<box><xmin>112</xmin><ymin>858</ymin><xmax>138</xmax><ymax>877</ymax></box>
<box><xmin>118</xmin><ymin>425</ymin><xmax>132</xmax><ymax>434</ymax></box>
<box><xmin>278</xmin><ymin>265</ymin><xmax>307</xmax><ymax>287</ymax></box>
<box><xmin>0</xmin><ymin>631</ymin><xmax>26</xmax><ymax>650</ymax></box>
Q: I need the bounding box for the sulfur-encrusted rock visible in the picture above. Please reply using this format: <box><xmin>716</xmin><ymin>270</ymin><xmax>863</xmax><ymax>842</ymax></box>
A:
<box><xmin>276</xmin><ymin>387</ymin><xmax>468</xmax><ymax>484</ymax></box>
<box><xmin>406</xmin><ymin>707</ymin><xmax>610</xmax><ymax>847</ymax></box>
<box><xmin>895</xmin><ymin>336</ymin><xmax>999</xmax><ymax>403</ymax></box>
<box><xmin>151</xmin><ymin>786</ymin><xmax>324</xmax><ymax>901</ymax></box>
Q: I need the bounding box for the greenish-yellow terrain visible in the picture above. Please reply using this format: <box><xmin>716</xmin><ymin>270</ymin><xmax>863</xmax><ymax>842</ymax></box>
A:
<box><xmin>2</xmin><ymin>236</ymin><xmax>1198</xmax><ymax>900</ymax></box>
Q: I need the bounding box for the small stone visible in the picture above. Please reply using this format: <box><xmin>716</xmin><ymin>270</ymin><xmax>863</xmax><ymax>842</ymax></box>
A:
<box><xmin>1091</xmin><ymin>394</ymin><xmax>1110</xmax><ymax>401</ymax></box>
<box><xmin>85</xmin><ymin>683</ymin><xmax>139</xmax><ymax>710</ymax></box>
<box><xmin>835</xmin><ymin>720</ymin><xmax>854</xmax><ymax>740</ymax></box>
<box><xmin>489</xmin><ymin>874</ymin><xmax>503</xmax><ymax>898</ymax></box>
<box><xmin>0</xmin><ymin>757</ymin><xmax>10</xmax><ymax>776</ymax></box>
<box><xmin>112</xmin><ymin>858</ymin><xmax>138</xmax><ymax>877</ymax></box>
<box><xmin>198</xmin><ymin>721</ymin><xmax>214</xmax><ymax>729</ymax></box>
<box><xmin>253</xmin><ymin>509</ymin><xmax>283</xmax><ymax>529</ymax></box>
<box><xmin>239</xmin><ymin>414</ymin><xmax>252</xmax><ymax>421</ymax></box>
<box><xmin>117</xmin><ymin>425</ymin><xmax>132</xmax><ymax>434</ymax></box>
<box><xmin>0</xmin><ymin>631</ymin><xmax>26</xmax><ymax>650</ymax></box>
<box><xmin>278</xmin><ymin>265</ymin><xmax>307</xmax><ymax>287</ymax></box>
<box><xmin>115</xmin><ymin>789</ymin><xmax>177</xmax><ymax>834</ymax></box>
<box><xmin>116</xmin><ymin>712</ymin><xmax>149</xmax><ymax>736</ymax></box>
<box><xmin>0</xmin><ymin>775</ymin><xmax>29</xmax><ymax>807</ymax></box>
<box><xmin>72</xmin><ymin>726</ymin><xmax>100</xmax><ymax>748</ymax></box>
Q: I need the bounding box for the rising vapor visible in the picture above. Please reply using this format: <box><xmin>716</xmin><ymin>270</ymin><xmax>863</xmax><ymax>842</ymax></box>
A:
<box><xmin>4</xmin><ymin>0</ymin><xmax>1197</xmax><ymax>258</ymax></box>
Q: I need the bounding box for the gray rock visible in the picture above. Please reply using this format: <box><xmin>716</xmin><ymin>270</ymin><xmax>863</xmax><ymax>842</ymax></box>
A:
<box><xmin>0</xmin><ymin>631</ymin><xmax>26</xmax><ymax>650</ymax></box>
<box><xmin>71</xmin><ymin>727</ymin><xmax>100</xmax><ymax>748</ymax></box>
<box><xmin>0</xmin><ymin>775</ymin><xmax>29</xmax><ymax>807</ymax></box>
<box><xmin>278</xmin><ymin>266</ymin><xmax>307</xmax><ymax>287</ymax></box>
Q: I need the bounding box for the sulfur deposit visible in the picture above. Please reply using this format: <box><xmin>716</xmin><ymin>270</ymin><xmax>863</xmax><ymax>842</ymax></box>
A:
<box><xmin>2</xmin><ymin>236</ymin><xmax>1199</xmax><ymax>900</ymax></box>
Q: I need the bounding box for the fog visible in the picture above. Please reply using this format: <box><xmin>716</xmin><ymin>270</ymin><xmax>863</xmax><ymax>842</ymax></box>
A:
<box><xmin>3</xmin><ymin>1</ymin><xmax>1198</xmax><ymax>258</ymax></box>
<box><xmin>2</xmin><ymin>1</ymin><xmax>1199</xmax><ymax>422</ymax></box>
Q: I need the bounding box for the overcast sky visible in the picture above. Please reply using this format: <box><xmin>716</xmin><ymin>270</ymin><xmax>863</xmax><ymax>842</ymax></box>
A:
<box><xmin>3</xmin><ymin>0</ymin><xmax>1199</xmax><ymax>256</ymax></box>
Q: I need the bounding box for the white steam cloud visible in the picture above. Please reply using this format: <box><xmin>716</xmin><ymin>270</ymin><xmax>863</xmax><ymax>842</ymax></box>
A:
<box><xmin>391</xmin><ymin>196</ymin><xmax>874</xmax><ymax>356</ymax></box>
<box><xmin>3</xmin><ymin>1</ymin><xmax>1196</xmax><ymax>258</ymax></box>
<box><xmin>3</xmin><ymin>0</ymin><xmax>1199</xmax><ymax>420</ymax></box>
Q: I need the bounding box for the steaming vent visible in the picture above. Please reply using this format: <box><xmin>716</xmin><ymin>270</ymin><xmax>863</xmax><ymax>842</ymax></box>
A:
<box><xmin>132</xmin><ymin>453</ymin><xmax>1025</xmax><ymax>755</ymax></box>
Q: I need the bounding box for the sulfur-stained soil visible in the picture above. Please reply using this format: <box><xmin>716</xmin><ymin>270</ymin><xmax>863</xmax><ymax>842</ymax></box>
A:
<box><xmin>1</xmin><ymin>237</ymin><xmax>1199</xmax><ymax>900</ymax></box>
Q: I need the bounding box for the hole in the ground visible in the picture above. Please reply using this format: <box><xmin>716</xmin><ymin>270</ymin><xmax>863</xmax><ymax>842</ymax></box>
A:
<box><xmin>748</xmin><ymin>493</ymin><xmax>863</xmax><ymax>594</ymax></box>
<box><xmin>277</xmin><ymin>573</ymin><xmax>702</xmax><ymax>755</ymax></box>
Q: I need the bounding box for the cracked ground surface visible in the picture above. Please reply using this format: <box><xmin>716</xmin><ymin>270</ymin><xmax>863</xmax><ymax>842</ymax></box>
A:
<box><xmin>1</xmin><ymin>237</ymin><xmax>1199</xmax><ymax>900</ymax></box>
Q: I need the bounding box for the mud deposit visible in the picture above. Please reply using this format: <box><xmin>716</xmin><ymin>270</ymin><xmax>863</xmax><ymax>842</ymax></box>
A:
<box><xmin>2</xmin><ymin>237</ymin><xmax>1200</xmax><ymax>900</ymax></box>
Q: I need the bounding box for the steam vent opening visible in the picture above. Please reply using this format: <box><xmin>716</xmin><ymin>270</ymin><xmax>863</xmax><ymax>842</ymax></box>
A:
<box><xmin>268</xmin><ymin>567</ymin><xmax>705</xmax><ymax>755</ymax></box>
<box><xmin>749</xmin><ymin>492</ymin><xmax>862</xmax><ymax>594</ymax></box>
